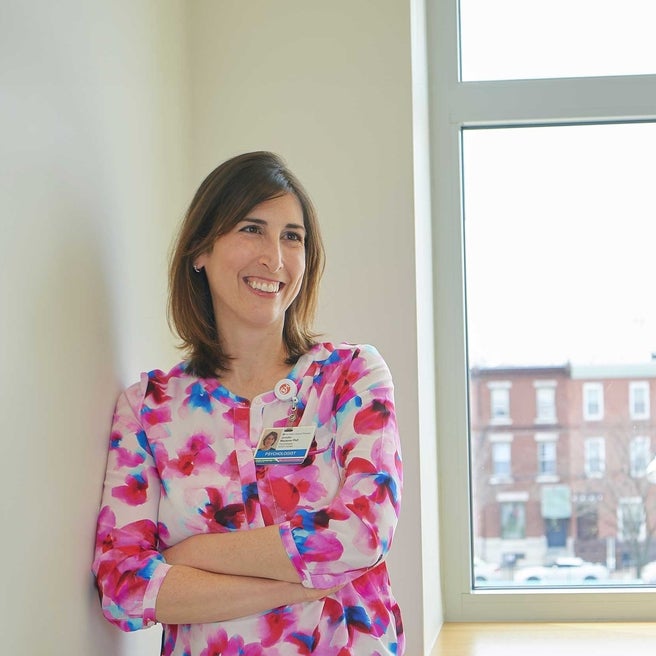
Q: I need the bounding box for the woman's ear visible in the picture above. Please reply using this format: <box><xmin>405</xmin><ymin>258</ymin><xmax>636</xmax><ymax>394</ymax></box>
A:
<box><xmin>193</xmin><ymin>253</ymin><xmax>207</xmax><ymax>271</ymax></box>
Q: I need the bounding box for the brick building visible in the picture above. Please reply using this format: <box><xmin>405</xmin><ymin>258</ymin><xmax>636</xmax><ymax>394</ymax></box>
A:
<box><xmin>470</xmin><ymin>362</ymin><xmax>656</xmax><ymax>572</ymax></box>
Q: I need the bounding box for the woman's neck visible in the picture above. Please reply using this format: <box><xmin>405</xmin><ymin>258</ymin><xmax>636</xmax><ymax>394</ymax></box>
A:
<box><xmin>217</xmin><ymin>324</ymin><xmax>291</xmax><ymax>400</ymax></box>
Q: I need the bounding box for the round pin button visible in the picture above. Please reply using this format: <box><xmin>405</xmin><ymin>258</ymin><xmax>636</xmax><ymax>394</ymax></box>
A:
<box><xmin>274</xmin><ymin>378</ymin><xmax>297</xmax><ymax>401</ymax></box>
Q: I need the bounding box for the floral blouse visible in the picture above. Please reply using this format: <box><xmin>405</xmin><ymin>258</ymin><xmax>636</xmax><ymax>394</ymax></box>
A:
<box><xmin>93</xmin><ymin>342</ymin><xmax>404</xmax><ymax>655</ymax></box>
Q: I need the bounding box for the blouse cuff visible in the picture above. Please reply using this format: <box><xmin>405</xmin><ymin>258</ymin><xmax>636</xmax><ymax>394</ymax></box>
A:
<box><xmin>142</xmin><ymin>560</ymin><xmax>173</xmax><ymax>627</ymax></box>
<box><xmin>279</xmin><ymin>523</ymin><xmax>313</xmax><ymax>587</ymax></box>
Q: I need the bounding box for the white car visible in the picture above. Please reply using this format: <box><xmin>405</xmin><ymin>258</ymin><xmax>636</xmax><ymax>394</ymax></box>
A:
<box><xmin>473</xmin><ymin>556</ymin><xmax>502</xmax><ymax>582</ymax></box>
<box><xmin>639</xmin><ymin>560</ymin><xmax>656</xmax><ymax>583</ymax></box>
<box><xmin>514</xmin><ymin>557</ymin><xmax>608</xmax><ymax>584</ymax></box>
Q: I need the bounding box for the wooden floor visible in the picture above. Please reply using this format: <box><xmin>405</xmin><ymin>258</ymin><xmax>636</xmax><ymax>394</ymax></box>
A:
<box><xmin>431</xmin><ymin>622</ymin><xmax>656</xmax><ymax>656</ymax></box>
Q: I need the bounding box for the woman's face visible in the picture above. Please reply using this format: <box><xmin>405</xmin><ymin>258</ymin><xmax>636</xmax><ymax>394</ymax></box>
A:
<box><xmin>262</xmin><ymin>433</ymin><xmax>277</xmax><ymax>448</ymax></box>
<box><xmin>195</xmin><ymin>193</ymin><xmax>306</xmax><ymax>337</ymax></box>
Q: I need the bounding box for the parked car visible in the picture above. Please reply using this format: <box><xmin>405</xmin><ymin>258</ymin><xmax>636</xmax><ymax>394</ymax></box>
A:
<box><xmin>639</xmin><ymin>560</ymin><xmax>656</xmax><ymax>584</ymax></box>
<box><xmin>474</xmin><ymin>556</ymin><xmax>502</xmax><ymax>582</ymax></box>
<box><xmin>514</xmin><ymin>557</ymin><xmax>608</xmax><ymax>584</ymax></box>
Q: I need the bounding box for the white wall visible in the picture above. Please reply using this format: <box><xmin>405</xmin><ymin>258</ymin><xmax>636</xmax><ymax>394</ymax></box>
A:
<box><xmin>1</xmin><ymin>1</ymin><xmax>442</xmax><ymax>654</ymax></box>
<box><xmin>0</xmin><ymin>2</ymin><xmax>190</xmax><ymax>654</ymax></box>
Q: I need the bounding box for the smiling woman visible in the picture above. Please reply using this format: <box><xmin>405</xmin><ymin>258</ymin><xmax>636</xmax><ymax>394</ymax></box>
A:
<box><xmin>91</xmin><ymin>151</ymin><xmax>405</xmax><ymax>656</ymax></box>
<box><xmin>194</xmin><ymin>193</ymin><xmax>307</xmax><ymax>349</ymax></box>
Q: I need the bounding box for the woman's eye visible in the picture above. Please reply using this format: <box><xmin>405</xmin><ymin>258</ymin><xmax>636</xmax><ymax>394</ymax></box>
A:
<box><xmin>240</xmin><ymin>224</ymin><xmax>261</xmax><ymax>234</ymax></box>
<box><xmin>284</xmin><ymin>231</ymin><xmax>304</xmax><ymax>243</ymax></box>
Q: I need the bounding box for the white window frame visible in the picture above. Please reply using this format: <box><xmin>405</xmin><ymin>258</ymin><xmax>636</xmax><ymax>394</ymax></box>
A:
<box><xmin>535</xmin><ymin>432</ymin><xmax>558</xmax><ymax>482</ymax></box>
<box><xmin>584</xmin><ymin>437</ymin><xmax>606</xmax><ymax>478</ymax></box>
<box><xmin>534</xmin><ymin>380</ymin><xmax>557</xmax><ymax>424</ymax></box>
<box><xmin>489</xmin><ymin>434</ymin><xmax>513</xmax><ymax>484</ymax></box>
<box><xmin>629</xmin><ymin>436</ymin><xmax>651</xmax><ymax>478</ymax></box>
<box><xmin>583</xmin><ymin>382</ymin><xmax>604</xmax><ymax>421</ymax></box>
<box><xmin>630</xmin><ymin>381</ymin><xmax>650</xmax><ymax>420</ymax></box>
<box><xmin>429</xmin><ymin>0</ymin><xmax>656</xmax><ymax>622</ymax></box>
<box><xmin>487</xmin><ymin>382</ymin><xmax>512</xmax><ymax>425</ymax></box>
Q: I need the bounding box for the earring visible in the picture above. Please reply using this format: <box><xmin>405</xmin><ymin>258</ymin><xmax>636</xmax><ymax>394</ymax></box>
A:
<box><xmin>193</xmin><ymin>264</ymin><xmax>201</xmax><ymax>273</ymax></box>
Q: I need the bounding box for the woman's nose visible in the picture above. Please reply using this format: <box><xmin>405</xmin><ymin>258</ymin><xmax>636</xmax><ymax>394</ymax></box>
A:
<box><xmin>259</xmin><ymin>238</ymin><xmax>284</xmax><ymax>272</ymax></box>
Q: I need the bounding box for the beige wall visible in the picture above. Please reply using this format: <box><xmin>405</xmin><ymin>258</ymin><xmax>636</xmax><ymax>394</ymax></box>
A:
<box><xmin>1</xmin><ymin>1</ymin><xmax>441</xmax><ymax>653</ymax></box>
<box><xmin>1</xmin><ymin>2</ymin><xmax>189</xmax><ymax>654</ymax></box>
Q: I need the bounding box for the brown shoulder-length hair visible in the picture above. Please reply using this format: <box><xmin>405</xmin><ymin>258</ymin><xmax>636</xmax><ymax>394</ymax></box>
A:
<box><xmin>168</xmin><ymin>151</ymin><xmax>325</xmax><ymax>378</ymax></box>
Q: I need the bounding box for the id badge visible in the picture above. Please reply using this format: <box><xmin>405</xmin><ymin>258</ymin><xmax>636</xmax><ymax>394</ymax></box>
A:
<box><xmin>254</xmin><ymin>425</ymin><xmax>316</xmax><ymax>465</ymax></box>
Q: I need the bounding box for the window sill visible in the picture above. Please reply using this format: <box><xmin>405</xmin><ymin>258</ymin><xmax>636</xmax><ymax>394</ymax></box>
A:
<box><xmin>431</xmin><ymin>622</ymin><xmax>656</xmax><ymax>656</ymax></box>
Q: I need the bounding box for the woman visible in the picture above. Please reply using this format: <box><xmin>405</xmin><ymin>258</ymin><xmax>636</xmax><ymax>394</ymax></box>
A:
<box><xmin>260</xmin><ymin>430</ymin><xmax>279</xmax><ymax>450</ymax></box>
<box><xmin>93</xmin><ymin>151</ymin><xmax>404</xmax><ymax>655</ymax></box>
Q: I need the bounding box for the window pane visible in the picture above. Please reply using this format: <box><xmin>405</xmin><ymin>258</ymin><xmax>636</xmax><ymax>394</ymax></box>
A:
<box><xmin>459</xmin><ymin>0</ymin><xmax>656</xmax><ymax>81</ymax></box>
<box><xmin>465</xmin><ymin>122</ymin><xmax>656</xmax><ymax>589</ymax></box>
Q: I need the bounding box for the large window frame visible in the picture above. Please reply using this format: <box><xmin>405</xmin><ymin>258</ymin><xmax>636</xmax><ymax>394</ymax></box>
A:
<box><xmin>429</xmin><ymin>0</ymin><xmax>656</xmax><ymax>621</ymax></box>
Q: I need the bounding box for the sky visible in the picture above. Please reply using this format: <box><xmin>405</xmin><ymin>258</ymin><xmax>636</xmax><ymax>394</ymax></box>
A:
<box><xmin>458</xmin><ymin>0</ymin><xmax>656</xmax><ymax>367</ymax></box>
<box><xmin>460</xmin><ymin>0</ymin><xmax>656</xmax><ymax>81</ymax></box>
<box><xmin>463</xmin><ymin>123</ymin><xmax>656</xmax><ymax>367</ymax></box>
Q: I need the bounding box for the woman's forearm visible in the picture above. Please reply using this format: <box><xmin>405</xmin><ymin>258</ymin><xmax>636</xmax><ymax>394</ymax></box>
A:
<box><xmin>154</xmin><ymin>564</ymin><xmax>329</xmax><ymax>625</ymax></box>
<box><xmin>162</xmin><ymin>525</ymin><xmax>301</xmax><ymax>583</ymax></box>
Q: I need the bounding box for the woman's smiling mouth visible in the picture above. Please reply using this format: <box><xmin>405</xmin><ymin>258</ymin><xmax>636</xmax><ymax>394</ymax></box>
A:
<box><xmin>245</xmin><ymin>277</ymin><xmax>282</xmax><ymax>293</ymax></box>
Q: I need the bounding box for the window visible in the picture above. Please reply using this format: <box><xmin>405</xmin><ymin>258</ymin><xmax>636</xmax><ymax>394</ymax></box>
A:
<box><xmin>584</xmin><ymin>438</ymin><xmax>606</xmax><ymax>478</ymax></box>
<box><xmin>488</xmin><ymin>382</ymin><xmax>511</xmax><ymax>424</ymax></box>
<box><xmin>618</xmin><ymin>498</ymin><xmax>646</xmax><ymax>543</ymax></box>
<box><xmin>500</xmin><ymin>501</ymin><xmax>525</xmax><ymax>539</ymax></box>
<box><xmin>576</xmin><ymin>503</ymin><xmax>599</xmax><ymax>541</ymax></box>
<box><xmin>630</xmin><ymin>381</ymin><xmax>650</xmax><ymax>420</ymax></box>
<box><xmin>536</xmin><ymin>440</ymin><xmax>557</xmax><ymax>478</ymax></box>
<box><xmin>459</xmin><ymin>0</ymin><xmax>656</xmax><ymax>81</ymax></box>
<box><xmin>583</xmin><ymin>383</ymin><xmax>604</xmax><ymax>421</ymax></box>
<box><xmin>431</xmin><ymin>0</ymin><xmax>656</xmax><ymax>621</ymax></box>
<box><xmin>490</xmin><ymin>439</ymin><xmax>512</xmax><ymax>483</ymax></box>
<box><xmin>534</xmin><ymin>382</ymin><xmax>556</xmax><ymax>424</ymax></box>
<box><xmin>630</xmin><ymin>436</ymin><xmax>651</xmax><ymax>478</ymax></box>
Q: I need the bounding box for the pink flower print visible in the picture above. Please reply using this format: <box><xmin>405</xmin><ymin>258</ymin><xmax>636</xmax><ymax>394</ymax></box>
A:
<box><xmin>346</xmin><ymin>495</ymin><xmax>376</xmax><ymax>525</ymax></box>
<box><xmin>287</xmin><ymin>465</ymin><xmax>327</xmax><ymax>502</ymax></box>
<box><xmin>287</xmin><ymin>626</ymin><xmax>321</xmax><ymax>655</ymax></box>
<box><xmin>346</xmin><ymin>457</ymin><xmax>400</xmax><ymax>511</ymax></box>
<box><xmin>199</xmin><ymin>487</ymin><xmax>246</xmax><ymax>531</ymax></box>
<box><xmin>140</xmin><ymin>405</ymin><xmax>171</xmax><ymax>428</ymax></box>
<box><xmin>95</xmin><ymin>507</ymin><xmax>158</xmax><ymax>555</ymax></box>
<box><xmin>268</xmin><ymin>477</ymin><xmax>300</xmax><ymax>513</ymax></box>
<box><xmin>145</xmin><ymin>369</ymin><xmax>174</xmax><ymax>405</ymax></box>
<box><xmin>111</xmin><ymin>472</ymin><xmax>149</xmax><ymax>506</ymax></box>
<box><xmin>200</xmin><ymin>629</ymin><xmax>228</xmax><ymax>656</ymax></box>
<box><xmin>353</xmin><ymin>399</ymin><xmax>393</xmax><ymax>435</ymax></box>
<box><xmin>258</xmin><ymin>608</ymin><xmax>294</xmax><ymax>648</ymax></box>
<box><xmin>168</xmin><ymin>433</ymin><xmax>215</xmax><ymax>477</ymax></box>
<box><xmin>217</xmin><ymin>450</ymin><xmax>239</xmax><ymax>478</ymax></box>
<box><xmin>201</xmin><ymin>631</ymin><xmax>263</xmax><ymax>656</ymax></box>
<box><xmin>333</xmin><ymin>351</ymin><xmax>369</xmax><ymax>411</ymax></box>
<box><xmin>110</xmin><ymin>430</ymin><xmax>146</xmax><ymax>468</ymax></box>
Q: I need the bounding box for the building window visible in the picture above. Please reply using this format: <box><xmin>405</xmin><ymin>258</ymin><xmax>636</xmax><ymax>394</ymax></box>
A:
<box><xmin>630</xmin><ymin>381</ymin><xmax>650</xmax><ymax>420</ymax></box>
<box><xmin>584</xmin><ymin>438</ymin><xmax>605</xmax><ymax>478</ymax></box>
<box><xmin>576</xmin><ymin>504</ymin><xmax>599</xmax><ymax>541</ymax></box>
<box><xmin>630</xmin><ymin>436</ymin><xmax>651</xmax><ymax>478</ymax></box>
<box><xmin>618</xmin><ymin>498</ymin><xmax>646</xmax><ymax>543</ymax></box>
<box><xmin>534</xmin><ymin>381</ymin><xmax>557</xmax><ymax>424</ymax></box>
<box><xmin>488</xmin><ymin>381</ymin><xmax>511</xmax><ymax>424</ymax></box>
<box><xmin>583</xmin><ymin>383</ymin><xmax>604</xmax><ymax>421</ymax></box>
<box><xmin>500</xmin><ymin>501</ymin><xmax>526</xmax><ymax>540</ymax></box>
<box><xmin>490</xmin><ymin>440</ymin><xmax>512</xmax><ymax>483</ymax></box>
<box><xmin>537</xmin><ymin>441</ymin><xmax>557</xmax><ymax>476</ymax></box>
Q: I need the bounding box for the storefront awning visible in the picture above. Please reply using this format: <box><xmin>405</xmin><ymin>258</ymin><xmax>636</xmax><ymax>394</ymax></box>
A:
<box><xmin>541</xmin><ymin>485</ymin><xmax>572</xmax><ymax>519</ymax></box>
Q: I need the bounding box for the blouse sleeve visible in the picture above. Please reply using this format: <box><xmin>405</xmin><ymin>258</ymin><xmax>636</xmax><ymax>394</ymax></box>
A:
<box><xmin>92</xmin><ymin>375</ymin><xmax>172</xmax><ymax>631</ymax></box>
<box><xmin>279</xmin><ymin>345</ymin><xmax>403</xmax><ymax>589</ymax></box>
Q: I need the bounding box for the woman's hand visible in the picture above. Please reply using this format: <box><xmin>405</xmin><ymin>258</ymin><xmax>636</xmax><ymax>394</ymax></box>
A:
<box><xmin>302</xmin><ymin>582</ymin><xmax>346</xmax><ymax>602</ymax></box>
